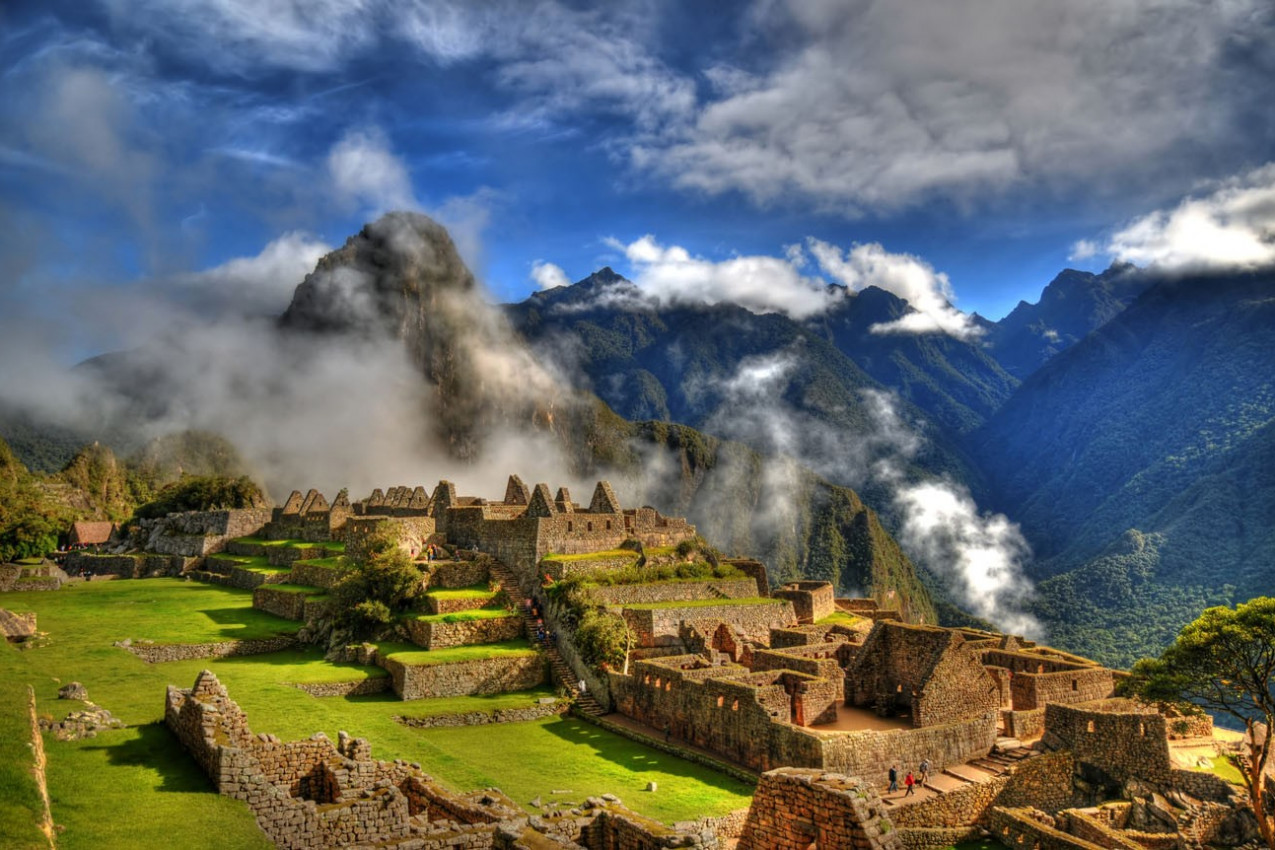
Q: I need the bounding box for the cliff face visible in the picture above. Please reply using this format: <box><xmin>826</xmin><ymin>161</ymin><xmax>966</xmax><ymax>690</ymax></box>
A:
<box><xmin>280</xmin><ymin>212</ymin><xmax>566</xmax><ymax>459</ymax></box>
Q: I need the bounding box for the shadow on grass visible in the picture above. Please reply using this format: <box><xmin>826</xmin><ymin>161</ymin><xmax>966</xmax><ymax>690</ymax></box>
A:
<box><xmin>80</xmin><ymin>722</ymin><xmax>214</xmax><ymax>793</ymax></box>
<box><xmin>539</xmin><ymin>716</ymin><xmax>751</xmax><ymax>792</ymax></box>
<box><xmin>199</xmin><ymin>605</ymin><xmax>301</xmax><ymax>639</ymax></box>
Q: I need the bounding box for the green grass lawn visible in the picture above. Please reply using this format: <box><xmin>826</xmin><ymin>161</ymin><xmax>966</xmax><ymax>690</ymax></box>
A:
<box><xmin>378</xmin><ymin>640</ymin><xmax>538</xmax><ymax>666</ymax></box>
<box><xmin>292</xmin><ymin>556</ymin><xmax>344</xmax><ymax>569</ymax></box>
<box><xmin>411</xmin><ymin>609</ymin><xmax>514</xmax><ymax>624</ymax></box>
<box><xmin>816</xmin><ymin>610</ymin><xmax>867</xmax><ymax>627</ymax></box>
<box><xmin>206</xmin><ymin>553</ymin><xmax>270</xmax><ymax>567</ymax></box>
<box><xmin>623</xmin><ymin>597</ymin><xmax>782</xmax><ymax>610</ymax></box>
<box><xmin>262</xmin><ymin>583</ymin><xmax>325</xmax><ymax>595</ymax></box>
<box><xmin>543</xmin><ymin>549</ymin><xmax>640</xmax><ymax>562</ymax></box>
<box><xmin>424</xmin><ymin>584</ymin><xmax>498</xmax><ymax>600</ymax></box>
<box><xmin>1193</xmin><ymin>755</ymin><xmax>1245</xmax><ymax>785</ymax></box>
<box><xmin>0</xmin><ymin>579</ymin><xmax>753</xmax><ymax>847</ymax></box>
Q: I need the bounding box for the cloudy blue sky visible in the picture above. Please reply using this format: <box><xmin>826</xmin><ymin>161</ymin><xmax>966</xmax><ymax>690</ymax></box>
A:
<box><xmin>3</xmin><ymin>0</ymin><xmax>1275</xmax><ymax>362</ymax></box>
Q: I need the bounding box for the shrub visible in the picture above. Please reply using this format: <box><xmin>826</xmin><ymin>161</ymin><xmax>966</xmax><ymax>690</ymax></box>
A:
<box><xmin>574</xmin><ymin>609</ymin><xmax>631</xmax><ymax>670</ymax></box>
<box><xmin>132</xmin><ymin>475</ymin><xmax>267</xmax><ymax>520</ymax></box>
<box><xmin>331</xmin><ymin>532</ymin><xmax>423</xmax><ymax>638</ymax></box>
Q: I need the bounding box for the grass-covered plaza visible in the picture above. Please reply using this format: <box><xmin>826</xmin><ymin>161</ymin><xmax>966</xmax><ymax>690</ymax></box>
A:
<box><xmin>0</xmin><ymin>578</ymin><xmax>754</xmax><ymax>849</ymax></box>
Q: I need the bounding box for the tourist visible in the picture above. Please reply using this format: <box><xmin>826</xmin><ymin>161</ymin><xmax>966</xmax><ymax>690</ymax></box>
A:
<box><xmin>919</xmin><ymin>758</ymin><xmax>930</xmax><ymax>784</ymax></box>
<box><xmin>887</xmin><ymin>764</ymin><xmax>898</xmax><ymax>793</ymax></box>
<box><xmin>577</xmin><ymin>678</ymin><xmax>587</xmax><ymax>695</ymax></box>
<box><xmin>904</xmin><ymin>771</ymin><xmax>916</xmax><ymax>796</ymax></box>
<box><xmin>664</xmin><ymin>722</ymin><xmax>671</xmax><ymax>743</ymax></box>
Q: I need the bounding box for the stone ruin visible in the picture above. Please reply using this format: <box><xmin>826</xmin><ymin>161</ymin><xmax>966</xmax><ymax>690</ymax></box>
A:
<box><xmin>0</xmin><ymin>607</ymin><xmax>37</xmax><ymax>642</ymax></box>
<box><xmin>165</xmin><ymin>671</ymin><xmax>732</xmax><ymax>849</ymax></box>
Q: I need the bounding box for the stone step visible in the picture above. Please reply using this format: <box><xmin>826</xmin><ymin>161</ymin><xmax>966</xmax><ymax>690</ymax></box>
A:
<box><xmin>924</xmin><ymin>773</ymin><xmax>971</xmax><ymax>793</ymax></box>
<box><xmin>943</xmin><ymin>765</ymin><xmax>994</xmax><ymax>785</ymax></box>
<box><xmin>971</xmin><ymin>758</ymin><xmax>1010</xmax><ymax>775</ymax></box>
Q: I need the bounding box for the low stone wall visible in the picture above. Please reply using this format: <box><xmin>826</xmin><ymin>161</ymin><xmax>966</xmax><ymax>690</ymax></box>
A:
<box><xmin>1170</xmin><ymin>768</ymin><xmax>1235</xmax><ymax>802</ymax></box>
<box><xmin>252</xmin><ymin>587</ymin><xmax>313</xmax><ymax>620</ymax></box>
<box><xmin>1012</xmin><ymin>667</ymin><xmax>1115</xmax><ymax>711</ymax></box>
<box><xmin>897</xmin><ymin>827</ymin><xmax>983</xmax><ymax>850</ymax></box>
<box><xmin>820</xmin><ymin>712</ymin><xmax>998</xmax><ymax>788</ymax></box>
<box><xmin>426</xmin><ymin>594</ymin><xmax>503</xmax><ymax>615</ymax></box>
<box><xmin>291</xmin><ymin>678</ymin><xmax>391</xmax><ymax>697</ymax></box>
<box><xmin>587</xmin><ymin>579</ymin><xmax>760</xmax><ymax>607</ymax></box>
<box><xmin>894</xmin><ymin>773</ymin><xmax>1012</xmax><ymax>829</ymax></box>
<box><xmin>288</xmin><ymin>561</ymin><xmax>344</xmax><ymax>590</ymax></box>
<box><xmin>123</xmin><ymin>635</ymin><xmax>297</xmax><ymax>662</ymax></box>
<box><xmin>382</xmin><ymin>654</ymin><xmax>547</xmax><ymax>700</ymax></box>
<box><xmin>622</xmin><ymin>601</ymin><xmax>795</xmax><ymax>647</ymax></box>
<box><xmin>405</xmin><ymin>615</ymin><xmax>524</xmax><ymax>650</ymax></box>
<box><xmin>989</xmin><ymin>807</ymin><xmax>1106</xmax><ymax>850</ymax></box>
<box><xmin>737</xmin><ymin>768</ymin><xmax>903</xmax><ymax>850</ymax></box>
<box><xmin>426</xmin><ymin>559</ymin><xmax>491</xmax><ymax>589</ymax></box>
<box><xmin>1003</xmin><ymin>708</ymin><xmax>1047</xmax><ymax>739</ymax></box>
<box><xmin>395</xmin><ymin>700</ymin><xmax>566</xmax><ymax>729</ymax></box>
<box><xmin>580</xmin><ymin>807</ymin><xmax>716</xmax><ymax>849</ymax></box>
<box><xmin>1062</xmin><ymin>809</ymin><xmax>1146</xmax><ymax>850</ymax></box>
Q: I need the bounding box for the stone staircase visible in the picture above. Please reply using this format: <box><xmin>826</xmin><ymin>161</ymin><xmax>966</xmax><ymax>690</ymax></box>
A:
<box><xmin>882</xmin><ymin>742</ymin><xmax>1039</xmax><ymax>809</ymax></box>
<box><xmin>485</xmin><ymin>559</ymin><xmax>605</xmax><ymax>717</ymax></box>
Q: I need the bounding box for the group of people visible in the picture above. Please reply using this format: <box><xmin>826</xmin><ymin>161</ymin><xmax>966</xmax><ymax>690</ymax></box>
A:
<box><xmin>886</xmin><ymin>758</ymin><xmax>931</xmax><ymax>797</ymax></box>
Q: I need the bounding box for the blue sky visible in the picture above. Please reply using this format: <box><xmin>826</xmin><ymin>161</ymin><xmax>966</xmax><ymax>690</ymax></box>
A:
<box><xmin>3</xmin><ymin>0</ymin><xmax>1275</xmax><ymax>362</ymax></box>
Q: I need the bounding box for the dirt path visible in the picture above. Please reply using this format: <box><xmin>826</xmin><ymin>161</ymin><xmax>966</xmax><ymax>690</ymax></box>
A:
<box><xmin>26</xmin><ymin>685</ymin><xmax>56</xmax><ymax>850</ymax></box>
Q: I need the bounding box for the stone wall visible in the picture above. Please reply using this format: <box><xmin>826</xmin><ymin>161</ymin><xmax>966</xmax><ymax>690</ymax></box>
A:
<box><xmin>540</xmin><ymin>554</ymin><xmax>637</xmax><ymax>582</ymax></box>
<box><xmin>1003</xmin><ymin>708</ymin><xmax>1047</xmax><ymax>740</ymax></box>
<box><xmin>988</xmin><ymin>807</ymin><xmax>1106</xmax><ymax>850</ymax></box>
<box><xmin>586</xmin><ymin>579</ymin><xmax>760</xmax><ymax>607</ymax></box>
<box><xmin>163</xmin><ymin>670</ymin><xmax>531</xmax><ymax>850</ymax></box>
<box><xmin>1044</xmin><ymin>700</ymin><xmax>1172</xmax><ymax>787</ymax></box>
<box><xmin>382</xmin><ymin>654</ymin><xmax>547</xmax><ymax>700</ymax></box>
<box><xmin>345</xmin><ymin>516</ymin><xmax>435</xmax><ymax>563</ymax></box>
<box><xmin>749</xmin><ymin>644</ymin><xmax>847</xmax><ymax>683</ymax></box>
<box><xmin>405</xmin><ymin>615</ymin><xmax>525</xmax><ymax>650</ymax></box>
<box><xmin>427</xmin><ymin>559</ymin><xmax>492</xmax><ymax>590</ymax></box>
<box><xmin>1010</xmin><ymin>667</ymin><xmax>1115</xmax><ymax>711</ymax></box>
<box><xmin>1169</xmin><ymin>768</ymin><xmax>1234</xmax><ymax>803</ymax></box>
<box><xmin>621</xmin><ymin>601</ymin><xmax>795</xmax><ymax>647</ymax></box>
<box><xmin>819</xmin><ymin>713</ymin><xmax>998</xmax><ymax>787</ymax></box>
<box><xmin>736</xmin><ymin>768</ymin><xmax>903</xmax><ymax>850</ymax></box>
<box><xmin>123</xmin><ymin>636</ymin><xmax>298</xmax><ymax>662</ymax></box>
<box><xmin>848</xmin><ymin>622</ymin><xmax>1000</xmax><ymax>728</ymax></box>
<box><xmin>252</xmin><ymin>586</ymin><xmax>315</xmax><ymax>621</ymax></box>
<box><xmin>395</xmin><ymin>701</ymin><xmax>565</xmax><ymax>729</ymax></box>
<box><xmin>288</xmin><ymin>561</ymin><xmax>344</xmax><ymax>590</ymax></box>
<box><xmin>291</xmin><ymin>678</ymin><xmax>391</xmax><ymax>698</ymax></box>
<box><xmin>64</xmin><ymin>552</ymin><xmax>186</xmax><ymax>578</ymax></box>
<box><xmin>134</xmin><ymin>508</ymin><xmax>272</xmax><ymax>557</ymax></box>
<box><xmin>771</xmin><ymin>581</ymin><xmax>835</xmax><ymax>624</ymax></box>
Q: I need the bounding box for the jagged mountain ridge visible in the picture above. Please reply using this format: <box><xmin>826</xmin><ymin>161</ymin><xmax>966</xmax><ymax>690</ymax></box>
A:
<box><xmin>975</xmin><ymin>263</ymin><xmax>1155</xmax><ymax>379</ymax></box>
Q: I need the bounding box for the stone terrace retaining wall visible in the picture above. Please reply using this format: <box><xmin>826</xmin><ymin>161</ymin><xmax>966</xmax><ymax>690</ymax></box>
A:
<box><xmin>1170</xmin><ymin>768</ymin><xmax>1235</xmax><ymax>803</ymax></box>
<box><xmin>405</xmin><ymin>615</ymin><xmax>525</xmax><ymax>650</ymax></box>
<box><xmin>427</xmin><ymin>594</ymin><xmax>503</xmax><ymax>615</ymax></box>
<box><xmin>396</xmin><ymin>701</ymin><xmax>566</xmax><ymax>730</ymax></box>
<box><xmin>427</xmin><ymin>559</ymin><xmax>492</xmax><ymax>590</ymax></box>
<box><xmin>124</xmin><ymin>635</ymin><xmax>298</xmax><ymax>662</ymax></box>
<box><xmin>253</xmin><ymin>587</ymin><xmax>314</xmax><ymax>620</ymax></box>
<box><xmin>897</xmin><ymin>827</ymin><xmax>983</xmax><ymax>850</ymax></box>
<box><xmin>288</xmin><ymin>561</ymin><xmax>344</xmax><ymax>590</ymax></box>
<box><xmin>540</xmin><ymin>554</ymin><xmax>637</xmax><ymax>582</ymax></box>
<box><xmin>622</xmin><ymin>601</ymin><xmax>795</xmax><ymax>647</ymax></box>
<box><xmin>736</xmin><ymin>768</ymin><xmax>903</xmax><ymax>850</ymax></box>
<box><xmin>587</xmin><ymin>579</ymin><xmax>759</xmax><ymax>607</ymax></box>
<box><xmin>382</xmin><ymin>654</ymin><xmax>547</xmax><ymax>700</ymax></box>
<box><xmin>291</xmin><ymin>678</ymin><xmax>391</xmax><ymax>697</ymax></box>
<box><xmin>65</xmin><ymin>552</ymin><xmax>188</xmax><ymax>578</ymax></box>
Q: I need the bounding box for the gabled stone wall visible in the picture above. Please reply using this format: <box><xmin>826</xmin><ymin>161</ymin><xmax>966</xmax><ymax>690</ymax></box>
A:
<box><xmin>737</xmin><ymin>769</ymin><xmax>903</xmax><ymax>850</ymax></box>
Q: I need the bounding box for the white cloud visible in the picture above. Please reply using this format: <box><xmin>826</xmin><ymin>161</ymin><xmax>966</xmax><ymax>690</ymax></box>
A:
<box><xmin>807</xmin><ymin>239</ymin><xmax>981</xmax><ymax>339</ymax></box>
<box><xmin>614</xmin><ymin>235</ymin><xmax>839</xmax><ymax>319</ymax></box>
<box><xmin>327</xmin><ymin>127</ymin><xmax>418</xmax><ymax>215</ymax></box>
<box><xmin>171</xmin><ymin>231</ymin><xmax>331</xmax><ymax>317</ymax></box>
<box><xmin>633</xmin><ymin>0</ymin><xmax>1272</xmax><ymax>211</ymax></box>
<box><xmin>531</xmin><ymin>261</ymin><xmax>570</xmax><ymax>290</ymax></box>
<box><xmin>1100</xmin><ymin>163</ymin><xmax>1275</xmax><ymax>272</ymax></box>
<box><xmin>1068</xmin><ymin>239</ymin><xmax>1099</xmax><ymax>261</ymax></box>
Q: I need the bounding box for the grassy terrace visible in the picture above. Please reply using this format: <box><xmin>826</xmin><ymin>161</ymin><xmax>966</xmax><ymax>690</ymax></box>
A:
<box><xmin>816</xmin><ymin>610</ymin><xmax>867</xmax><ymax>627</ymax></box>
<box><xmin>377</xmin><ymin>640</ymin><xmax>538</xmax><ymax>666</ymax></box>
<box><xmin>543</xmin><ymin>549</ymin><xmax>640</xmax><ymax>562</ymax></box>
<box><xmin>411</xmin><ymin>609</ymin><xmax>514</xmax><ymax>624</ymax></box>
<box><xmin>425</xmin><ymin>584</ymin><xmax>498</xmax><ymax>600</ymax></box>
<box><xmin>623</xmin><ymin>597</ymin><xmax>781</xmax><ymax>610</ymax></box>
<box><xmin>262</xmin><ymin>583</ymin><xmax>325</xmax><ymax>595</ymax></box>
<box><xmin>0</xmin><ymin>579</ymin><xmax>755</xmax><ymax>848</ymax></box>
<box><xmin>292</xmin><ymin>556</ymin><xmax>344</xmax><ymax>569</ymax></box>
<box><xmin>232</xmin><ymin>537</ymin><xmax>345</xmax><ymax>552</ymax></box>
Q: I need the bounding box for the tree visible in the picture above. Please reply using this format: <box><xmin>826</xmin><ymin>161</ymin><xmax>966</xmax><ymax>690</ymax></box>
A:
<box><xmin>330</xmin><ymin>533</ymin><xmax>423</xmax><ymax>637</ymax></box>
<box><xmin>1124</xmin><ymin>598</ymin><xmax>1275</xmax><ymax>850</ymax></box>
